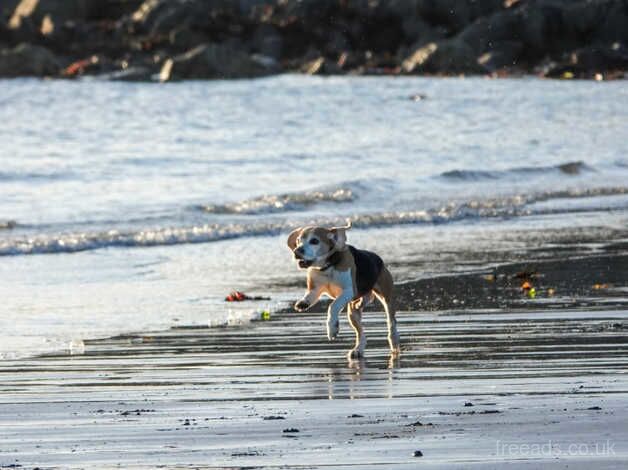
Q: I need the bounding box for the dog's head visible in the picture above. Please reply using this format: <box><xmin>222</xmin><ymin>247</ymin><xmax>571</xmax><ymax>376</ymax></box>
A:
<box><xmin>287</xmin><ymin>221</ymin><xmax>351</xmax><ymax>269</ymax></box>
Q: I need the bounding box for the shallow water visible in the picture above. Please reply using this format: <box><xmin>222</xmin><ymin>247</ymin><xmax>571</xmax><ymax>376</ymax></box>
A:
<box><xmin>1</xmin><ymin>75</ymin><xmax>627</xmax><ymax>359</ymax></box>
<box><xmin>1</xmin><ymin>306</ymin><xmax>627</xmax><ymax>468</ymax></box>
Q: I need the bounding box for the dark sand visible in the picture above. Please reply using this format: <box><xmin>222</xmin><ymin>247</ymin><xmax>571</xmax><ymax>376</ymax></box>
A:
<box><xmin>1</xmin><ymin>251</ymin><xmax>627</xmax><ymax>469</ymax></box>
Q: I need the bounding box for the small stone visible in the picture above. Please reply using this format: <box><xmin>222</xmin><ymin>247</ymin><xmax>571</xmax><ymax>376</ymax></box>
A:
<box><xmin>413</xmin><ymin>450</ymin><xmax>424</xmax><ymax>457</ymax></box>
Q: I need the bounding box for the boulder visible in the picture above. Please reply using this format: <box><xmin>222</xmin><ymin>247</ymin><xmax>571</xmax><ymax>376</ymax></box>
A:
<box><xmin>8</xmin><ymin>0</ymin><xmax>140</xmax><ymax>40</ymax></box>
<box><xmin>544</xmin><ymin>42</ymin><xmax>628</xmax><ymax>78</ymax></box>
<box><xmin>0</xmin><ymin>19</ymin><xmax>10</xmax><ymax>44</ymax></box>
<box><xmin>400</xmin><ymin>15</ymin><xmax>445</xmax><ymax>46</ymax></box>
<box><xmin>159</xmin><ymin>42</ymin><xmax>280</xmax><ymax>81</ymax></box>
<box><xmin>414</xmin><ymin>0</ymin><xmax>505</xmax><ymax>33</ymax></box>
<box><xmin>168</xmin><ymin>26</ymin><xmax>209</xmax><ymax>51</ymax></box>
<box><xmin>458</xmin><ymin>0</ymin><xmax>625</xmax><ymax>63</ymax></box>
<box><xmin>10</xmin><ymin>0</ymin><xmax>86</xmax><ymax>30</ymax></box>
<box><xmin>402</xmin><ymin>38</ymin><xmax>486</xmax><ymax>74</ymax></box>
<box><xmin>132</xmin><ymin>0</ymin><xmax>195</xmax><ymax>35</ymax></box>
<box><xmin>518</xmin><ymin>3</ymin><xmax>567</xmax><ymax>56</ymax></box>
<box><xmin>131</xmin><ymin>0</ymin><xmax>238</xmax><ymax>36</ymax></box>
<box><xmin>591</xmin><ymin>0</ymin><xmax>628</xmax><ymax>44</ymax></box>
<box><xmin>106</xmin><ymin>65</ymin><xmax>154</xmax><ymax>81</ymax></box>
<box><xmin>250</xmin><ymin>23</ymin><xmax>282</xmax><ymax>60</ymax></box>
<box><xmin>562</xmin><ymin>0</ymin><xmax>608</xmax><ymax>37</ymax></box>
<box><xmin>0</xmin><ymin>42</ymin><xmax>61</xmax><ymax>76</ymax></box>
<box><xmin>476</xmin><ymin>40</ymin><xmax>524</xmax><ymax>71</ymax></box>
<box><xmin>457</xmin><ymin>10</ymin><xmax>522</xmax><ymax>56</ymax></box>
<box><xmin>299</xmin><ymin>56</ymin><xmax>344</xmax><ymax>75</ymax></box>
<box><xmin>2</xmin><ymin>1</ymin><xmax>21</xmax><ymax>24</ymax></box>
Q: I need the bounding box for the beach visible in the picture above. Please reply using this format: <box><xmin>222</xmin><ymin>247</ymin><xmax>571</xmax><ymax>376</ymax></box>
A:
<box><xmin>1</xmin><ymin>73</ymin><xmax>627</xmax><ymax>469</ymax></box>
<box><xmin>2</xmin><ymin>248</ymin><xmax>627</xmax><ymax>469</ymax></box>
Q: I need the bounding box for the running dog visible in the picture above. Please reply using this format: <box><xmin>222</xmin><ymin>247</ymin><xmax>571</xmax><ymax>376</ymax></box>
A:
<box><xmin>287</xmin><ymin>222</ymin><xmax>400</xmax><ymax>358</ymax></box>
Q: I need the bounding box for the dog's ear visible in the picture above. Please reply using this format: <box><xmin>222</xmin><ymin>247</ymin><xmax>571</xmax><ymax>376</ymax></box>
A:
<box><xmin>287</xmin><ymin>227</ymin><xmax>303</xmax><ymax>251</ymax></box>
<box><xmin>328</xmin><ymin>220</ymin><xmax>351</xmax><ymax>250</ymax></box>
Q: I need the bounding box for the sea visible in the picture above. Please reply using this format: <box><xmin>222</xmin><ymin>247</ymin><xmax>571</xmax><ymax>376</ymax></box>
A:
<box><xmin>1</xmin><ymin>75</ymin><xmax>627</xmax><ymax>359</ymax></box>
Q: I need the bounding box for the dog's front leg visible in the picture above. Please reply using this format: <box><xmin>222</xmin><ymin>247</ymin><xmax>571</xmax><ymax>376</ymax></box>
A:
<box><xmin>294</xmin><ymin>285</ymin><xmax>322</xmax><ymax>312</ymax></box>
<box><xmin>326</xmin><ymin>290</ymin><xmax>353</xmax><ymax>340</ymax></box>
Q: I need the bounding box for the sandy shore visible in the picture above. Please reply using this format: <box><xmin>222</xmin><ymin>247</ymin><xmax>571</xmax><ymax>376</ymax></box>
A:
<box><xmin>1</xmin><ymin>252</ymin><xmax>627</xmax><ymax>469</ymax></box>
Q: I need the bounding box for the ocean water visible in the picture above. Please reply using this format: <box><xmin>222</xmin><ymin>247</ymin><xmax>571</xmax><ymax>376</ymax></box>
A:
<box><xmin>1</xmin><ymin>75</ymin><xmax>627</xmax><ymax>359</ymax></box>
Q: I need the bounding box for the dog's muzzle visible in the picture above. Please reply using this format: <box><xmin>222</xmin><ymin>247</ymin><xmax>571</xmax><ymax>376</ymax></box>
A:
<box><xmin>293</xmin><ymin>247</ymin><xmax>313</xmax><ymax>268</ymax></box>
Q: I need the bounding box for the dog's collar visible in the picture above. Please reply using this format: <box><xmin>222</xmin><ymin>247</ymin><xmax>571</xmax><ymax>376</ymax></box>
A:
<box><xmin>319</xmin><ymin>249</ymin><xmax>343</xmax><ymax>271</ymax></box>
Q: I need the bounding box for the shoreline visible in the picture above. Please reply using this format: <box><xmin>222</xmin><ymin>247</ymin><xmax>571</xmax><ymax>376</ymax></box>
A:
<box><xmin>292</xmin><ymin>249</ymin><xmax>628</xmax><ymax>315</ymax></box>
<box><xmin>1</xmin><ymin>248</ymin><xmax>626</xmax><ymax>468</ymax></box>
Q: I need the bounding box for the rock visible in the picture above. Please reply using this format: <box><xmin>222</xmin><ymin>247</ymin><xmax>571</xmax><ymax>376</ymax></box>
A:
<box><xmin>400</xmin><ymin>15</ymin><xmax>445</xmax><ymax>46</ymax></box>
<box><xmin>10</xmin><ymin>0</ymin><xmax>90</xmax><ymax>30</ymax></box>
<box><xmin>518</xmin><ymin>3</ymin><xmax>566</xmax><ymax>56</ymax></box>
<box><xmin>457</xmin><ymin>10</ymin><xmax>522</xmax><ymax>56</ymax></box>
<box><xmin>562</xmin><ymin>0</ymin><xmax>607</xmax><ymax>37</ymax></box>
<box><xmin>250</xmin><ymin>23</ymin><xmax>282</xmax><ymax>60</ymax></box>
<box><xmin>299</xmin><ymin>56</ymin><xmax>342</xmax><ymax>75</ymax></box>
<box><xmin>168</xmin><ymin>26</ymin><xmax>208</xmax><ymax>51</ymax></box>
<box><xmin>591</xmin><ymin>0</ymin><xmax>628</xmax><ymax>44</ymax></box>
<box><xmin>402</xmin><ymin>41</ymin><xmax>437</xmax><ymax>72</ymax></box>
<box><xmin>2</xmin><ymin>0</ymin><xmax>21</xmax><ymax>24</ymax></box>
<box><xmin>132</xmin><ymin>0</ymin><xmax>196</xmax><ymax>36</ymax></box>
<box><xmin>476</xmin><ymin>40</ymin><xmax>524</xmax><ymax>71</ymax></box>
<box><xmin>91</xmin><ymin>0</ymin><xmax>144</xmax><ymax>21</ymax></box>
<box><xmin>402</xmin><ymin>38</ymin><xmax>486</xmax><ymax>74</ymax></box>
<box><xmin>0</xmin><ymin>42</ymin><xmax>61</xmax><ymax>76</ymax></box>
<box><xmin>159</xmin><ymin>42</ymin><xmax>280</xmax><ymax>81</ymax></box>
<box><xmin>131</xmin><ymin>0</ymin><xmax>237</xmax><ymax>36</ymax></box>
<box><xmin>106</xmin><ymin>65</ymin><xmax>153</xmax><ymax>81</ymax></box>
<box><xmin>0</xmin><ymin>19</ymin><xmax>10</xmax><ymax>44</ymax></box>
<box><xmin>544</xmin><ymin>42</ymin><xmax>628</xmax><ymax>78</ymax></box>
<box><xmin>325</xmin><ymin>30</ymin><xmax>351</xmax><ymax>57</ymax></box>
<box><xmin>300</xmin><ymin>56</ymin><xmax>323</xmax><ymax>74</ymax></box>
<box><xmin>415</xmin><ymin>0</ymin><xmax>505</xmax><ymax>33</ymax></box>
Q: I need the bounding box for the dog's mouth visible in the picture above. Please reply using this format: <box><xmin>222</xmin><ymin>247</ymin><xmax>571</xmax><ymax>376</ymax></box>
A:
<box><xmin>297</xmin><ymin>259</ymin><xmax>313</xmax><ymax>269</ymax></box>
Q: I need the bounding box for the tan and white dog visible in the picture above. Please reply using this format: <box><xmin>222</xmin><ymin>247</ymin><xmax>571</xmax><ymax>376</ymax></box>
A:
<box><xmin>287</xmin><ymin>222</ymin><xmax>400</xmax><ymax>359</ymax></box>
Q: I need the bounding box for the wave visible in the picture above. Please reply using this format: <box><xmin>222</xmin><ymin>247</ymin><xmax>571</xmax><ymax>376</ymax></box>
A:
<box><xmin>440</xmin><ymin>160</ymin><xmax>592</xmax><ymax>181</ymax></box>
<box><xmin>0</xmin><ymin>170</ymin><xmax>75</xmax><ymax>182</ymax></box>
<box><xmin>0</xmin><ymin>220</ymin><xmax>17</xmax><ymax>230</ymax></box>
<box><xmin>2</xmin><ymin>186</ymin><xmax>626</xmax><ymax>257</ymax></box>
<box><xmin>198</xmin><ymin>187</ymin><xmax>354</xmax><ymax>215</ymax></box>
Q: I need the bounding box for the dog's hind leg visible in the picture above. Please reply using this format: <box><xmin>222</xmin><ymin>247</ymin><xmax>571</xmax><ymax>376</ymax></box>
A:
<box><xmin>347</xmin><ymin>300</ymin><xmax>366</xmax><ymax>359</ymax></box>
<box><xmin>373</xmin><ymin>267</ymin><xmax>400</xmax><ymax>355</ymax></box>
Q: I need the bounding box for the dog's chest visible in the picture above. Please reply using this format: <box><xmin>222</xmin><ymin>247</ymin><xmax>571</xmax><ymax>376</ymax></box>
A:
<box><xmin>311</xmin><ymin>267</ymin><xmax>354</xmax><ymax>298</ymax></box>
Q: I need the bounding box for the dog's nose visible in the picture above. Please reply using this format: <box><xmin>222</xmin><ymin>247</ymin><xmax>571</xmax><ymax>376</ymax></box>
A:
<box><xmin>294</xmin><ymin>246</ymin><xmax>305</xmax><ymax>258</ymax></box>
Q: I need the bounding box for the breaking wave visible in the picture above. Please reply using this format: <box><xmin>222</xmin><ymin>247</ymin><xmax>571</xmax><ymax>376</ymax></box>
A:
<box><xmin>440</xmin><ymin>160</ymin><xmax>592</xmax><ymax>181</ymax></box>
<box><xmin>0</xmin><ymin>220</ymin><xmax>17</xmax><ymax>230</ymax></box>
<box><xmin>198</xmin><ymin>187</ymin><xmax>355</xmax><ymax>215</ymax></box>
<box><xmin>0</xmin><ymin>170</ymin><xmax>75</xmax><ymax>182</ymax></box>
<box><xmin>2</xmin><ymin>186</ymin><xmax>626</xmax><ymax>257</ymax></box>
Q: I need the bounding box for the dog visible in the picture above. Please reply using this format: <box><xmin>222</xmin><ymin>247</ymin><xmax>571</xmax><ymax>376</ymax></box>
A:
<box><xmin>287</xmin><ymin>221</ymin><xmax>400</xmax><ymax>358</ymax></box>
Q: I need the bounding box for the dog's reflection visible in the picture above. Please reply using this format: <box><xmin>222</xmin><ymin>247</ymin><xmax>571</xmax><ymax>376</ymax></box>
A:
<box><xmin>325</xmin><ymin>353</ymin><xmax>400</xmax><ymax>400</ymax></box>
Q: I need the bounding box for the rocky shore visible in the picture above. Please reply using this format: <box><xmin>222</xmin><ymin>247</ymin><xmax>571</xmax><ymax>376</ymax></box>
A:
<box><xmin>1</xmin><ymin>0</ymin><xmax>627</xmax><ymax>81</ymax></box>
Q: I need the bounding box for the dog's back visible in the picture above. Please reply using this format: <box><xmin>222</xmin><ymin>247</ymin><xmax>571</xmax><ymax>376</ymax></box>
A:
<box><xmin>348</xmin><ymin>245</ymin><xmax>383</xmax><ymax>298</ymax></box>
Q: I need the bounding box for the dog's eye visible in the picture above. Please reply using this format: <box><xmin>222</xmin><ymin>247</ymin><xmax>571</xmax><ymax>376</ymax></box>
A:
<box><xmin>309</xmin><ymin>239</ymin><xmax>319</xmax><ymax>245</ymax></box>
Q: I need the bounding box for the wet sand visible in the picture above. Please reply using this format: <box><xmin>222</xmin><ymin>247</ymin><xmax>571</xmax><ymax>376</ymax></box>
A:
<box><xmin>1</xmin><ymin>253</ymin><xmax>627</xmax><ymax>469</ymax></box>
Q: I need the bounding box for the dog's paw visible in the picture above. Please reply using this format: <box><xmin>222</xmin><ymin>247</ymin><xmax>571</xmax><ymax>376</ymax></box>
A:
<box><xmin>347</xmin><ymin>348</ymin><xmax>364</xmax><ymax>359</ymax></box>
<box><xmin>389</xmin><ymin>346</ymin><xmax>401</xmax><ymax>358</ymax></box>
<box><xmin>327</xmin><ymin>319</ymin><xmax>339</xmax><ymax>340</ymax></box>
<box><xmin>294</xmin><ymin>300</ymin><xmax>309</xmax><ymax>312</ymax></box>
